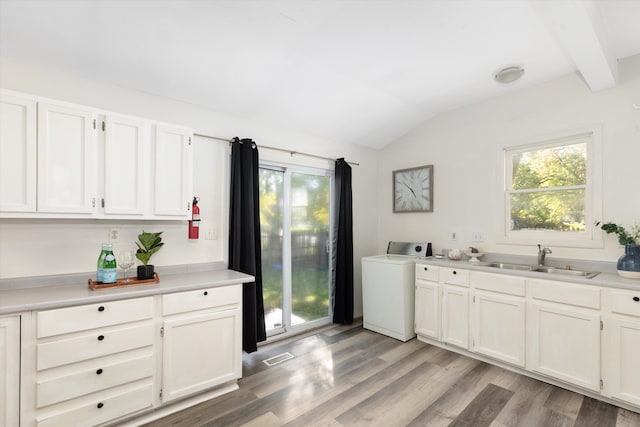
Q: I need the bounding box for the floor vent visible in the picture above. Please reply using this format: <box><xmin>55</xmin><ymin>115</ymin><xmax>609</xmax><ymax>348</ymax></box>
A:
<box><xmin>262</xmin><ymin>352</ymin><xmax>295</xmax><ymax>367</ymax></box>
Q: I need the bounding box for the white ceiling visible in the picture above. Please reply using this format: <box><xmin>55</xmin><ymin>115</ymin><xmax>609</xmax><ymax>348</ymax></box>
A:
<box><xmin>1</xmin><ymin>0</ymin><xmax>639</xmax><ymax>149</ymax></box>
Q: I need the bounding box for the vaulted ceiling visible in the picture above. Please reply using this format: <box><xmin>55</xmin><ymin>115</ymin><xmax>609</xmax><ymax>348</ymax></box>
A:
<box><xmin>1</xmin><ymin>0</ymin><xmax>639</xmax><ymax>149</ymax></box>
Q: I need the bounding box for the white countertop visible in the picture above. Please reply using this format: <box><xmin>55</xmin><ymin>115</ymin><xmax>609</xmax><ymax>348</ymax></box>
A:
<box><xmin>416</xmin><ymin>257</ymin><xmax>640</xmax><ymax>291</ymax></box>
<box><xmin>0</xmin><ymin>268</ymin><xmax>254</xmax><ymax>315</ymax></box>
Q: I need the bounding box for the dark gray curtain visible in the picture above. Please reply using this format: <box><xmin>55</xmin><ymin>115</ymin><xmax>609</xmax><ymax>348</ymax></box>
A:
<box><xmin>332</xmin><ymin>158</ymin><xmax>354</xmax><ymax>324</ymax></box>
<box><xmin>228</xmin><ymin>137</ymin><xmax>266</xmax><ymax>353</ymax></box>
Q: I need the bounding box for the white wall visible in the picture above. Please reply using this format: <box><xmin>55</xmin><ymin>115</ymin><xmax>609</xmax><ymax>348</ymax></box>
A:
<box><xmin>0</xmin><ymin>56</ymin><xmax>379</xmax><ymax>317</ymax></box>
<box><xmin>377</xmin><ymin>55</ymin><xmax>640</xmax><ymax>263</ymax></box>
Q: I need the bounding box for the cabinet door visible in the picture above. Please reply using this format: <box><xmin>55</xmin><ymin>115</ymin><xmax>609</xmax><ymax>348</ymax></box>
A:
<box><xmin>0</xmin><ymin>316</ymin><xmax>20</xmax><ymax>427</ymax></box>
<box><xmin>415</xmin><ymin>279</ymin><xmax>439</xmax><ymax>339</ymax></box>
<box><xmin>603</xmin><ymin>316</ymin><xmax>640</xmax><ymax>406</ymax></box>
<box><xmin>103</xmin><ymin>115</ymin><xmax>147</xmax><ymax>215</ymax></box>
<box><xmin>37</xmin><ymin>102</ymin><xmax>97</xmax><ymax>213</ymax></box>
<box><xmin>528</xmin><ymin>302</ymin><xmax>600</xmax><ymax>391</ymax></box>
<box><xmin>473</xmin><ymin>292</ymin><xmax>525</xmax><ymax>367</ymax></box>
<box><xmin>153</xmin><ymin>125</ymin><xmax>192</xmax><ymax>217</ymax></box>
<box><xmin>162</xmin><ymin>308</ymin><xmax>241</xmax><ymax>403</ymax></box>
<box><xmin>441</xmin><ymin>285</ymin><xmax>469</xmax><ymax>349</ymax></box>
<box><xmin>0</xmin><ymin>93</ymin><xmax>37</xmax><ymax>212</ymax></box>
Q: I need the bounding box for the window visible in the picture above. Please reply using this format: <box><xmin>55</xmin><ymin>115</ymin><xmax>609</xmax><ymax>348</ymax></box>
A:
<box><xmin>503</xmin><ymin>126</ymin><xmax>602</xmax><ymax>247</ymax></box>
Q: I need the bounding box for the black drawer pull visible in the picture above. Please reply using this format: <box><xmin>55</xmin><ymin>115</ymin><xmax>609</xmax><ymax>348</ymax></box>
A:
<box><xmin>97</xmin><ymin>335</ymin><xmax>105</xmax><ymax>341</ymax></box>
<box><xmin>204</xmin><ymin>291</ymin><xmax>208</xmax><ymax>296</ymax></box>
<box><xmin>633</xmin><ymin>296</ymin><xmax>640</xmax><ymax>302</ymax></box>
<box><xmin>424</xmin><ymin>267</ymin><xmax>428</xmax><ymax>271</ymax></box>
<box><xmin>98</xmin><ymin>306</ymin><xmax>105</xmax><ymax>312</ymax></box>
<box><xmin>96</xmin><ymin>369</ymin><xmax>103</xmax><ymax>375</ymax></box>
<box><xmin>453</xmin><ymin>271</ymin><xmax>457</xmax><ymax>275</ymax></box>
<box><xmin>97</xmin><ymin>402</ymin><xmax>104</xmax><ymax>409</ymax></box>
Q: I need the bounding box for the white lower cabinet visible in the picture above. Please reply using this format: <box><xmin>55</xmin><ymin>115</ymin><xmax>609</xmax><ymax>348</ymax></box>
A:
<box><xmin>471</xmin><ymin>272</ymin><xmax>526</xmax><ymax>367</ymax></box>
<box><xmin>441</xmin><ymin>285</ymin><xmax>470</xmax><ymax>349</ymax></box>
<box><xmin>161</xmin><ymin>286</ymin><xmax>242</xmax><ymax>404</ymax></box>
<box><xmin>440</xmin><ymin>267</ymin><xmax>470</xmax><ymax>349</ymax></box>
<box><xmin>602</xmin><ymin>288</ymin><xmax>640</xmax><ymax>406</ymax></box>
<box><xmin>0</xmin><ymin>316</ymin><xmax>20</xmax><ymax>427</ymax></box>
<box><xmin>527</xmin><ymin>301</ymin><xmax>601</xmax><ymax>391</ymax></box>
<box><xmin>473</xmin><ymin>292</ymin><xmax>525</xmax><ymax>367</ymax></box>
<box><xmin>413</xmin><ymin>263</ymin><xmax>640</xmax><ymax>411</ymax></box>
<box><xmin>29</xmin><ymin>298</ymin><xmax>155</xmax><ymax>427</ymax></box>
<box><xmin>18</xmin><ymin>285</ymin><xmax>244</xmax><ymax>427</ymax></box>
<box><xmin>527</xmin><ymin>278</ymin><xmax>601</xmax><ymax>392</ymax></box>
<box><xmin>414</xmin><ymin>264</ymin><xmax>439</xmax><ymax>339</ymax></box>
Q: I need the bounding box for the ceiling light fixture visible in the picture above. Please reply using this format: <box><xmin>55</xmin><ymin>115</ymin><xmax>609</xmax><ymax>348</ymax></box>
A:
<box><xmin>494</xmin><ymin>66</ymin><xmax>525</xmax><ymax>84</ymax></box>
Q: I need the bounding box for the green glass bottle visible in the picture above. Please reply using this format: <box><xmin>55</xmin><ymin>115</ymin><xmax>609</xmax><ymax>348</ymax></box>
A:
<box><xmin>96</xmin><ymin>243</ymin><xmax>108</xmax><ymax>284</ymax></box>
<box><xmin>102</xmin><ymin>244</ymin><xmax>118</xmax><ymax>284</ymax></box>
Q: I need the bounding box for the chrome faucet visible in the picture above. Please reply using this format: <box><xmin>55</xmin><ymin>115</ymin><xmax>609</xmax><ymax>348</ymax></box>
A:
<box><xmin>537</xmin><ymin>244</ymin><xmax>552</xmax><ymax>266</ymax></box>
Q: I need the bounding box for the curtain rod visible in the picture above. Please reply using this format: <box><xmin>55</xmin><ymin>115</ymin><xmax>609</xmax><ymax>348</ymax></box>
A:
<box><xmin>193</xmin><ymin>132</ymin><xmax>360</xmax><ymax>166</ymax></box>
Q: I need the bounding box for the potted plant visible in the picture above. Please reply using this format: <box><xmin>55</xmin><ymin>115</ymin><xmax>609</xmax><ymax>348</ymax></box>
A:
<box><xmin>597</xmin><ymin>221</ymin><xmax>640</xmax><ymax>279</ymax></box>
<box><xmin>135</xmin><ymin>230</ymin><xmax>164</xmax><ymax>280</ymax></box>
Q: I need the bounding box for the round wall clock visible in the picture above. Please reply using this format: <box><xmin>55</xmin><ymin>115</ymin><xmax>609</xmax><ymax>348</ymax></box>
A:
<box><xmin>393</xmin><ymin>165</ymin><xmax>433</xmax><ymax>213</ymax></box>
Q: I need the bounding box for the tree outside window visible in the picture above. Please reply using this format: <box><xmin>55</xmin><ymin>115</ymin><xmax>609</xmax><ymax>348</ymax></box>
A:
<box><xmin>503</xmin><ymin>128</ymin><xmax>601</xmax><ymax>247</ymax></box>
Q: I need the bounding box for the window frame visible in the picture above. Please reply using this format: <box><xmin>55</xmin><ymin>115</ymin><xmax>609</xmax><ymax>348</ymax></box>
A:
<box><xmin>500</xmin><ymin>125</ymin><xmax>603</xmax><ymax>248</ymax></box>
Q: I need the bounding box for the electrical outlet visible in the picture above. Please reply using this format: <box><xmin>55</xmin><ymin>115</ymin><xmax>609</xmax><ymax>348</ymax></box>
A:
<box><xmin>205</xmin><ymin>227</ymin><xmax>217</xmax><ymax>240</ymax></box>
<box><xmin>109</xmin><ymin>228</ymin><xmax>120</xmax><ymax>243</ymax></box>
<box><xmin>472</xmin><ymin>232</ymin><xmax>484</xmax><ymax>242</ymax></box>
<box><xmin>451</xmin><ymin>231</ymin><xmax>458</xmax><ymax>241</ymax></box>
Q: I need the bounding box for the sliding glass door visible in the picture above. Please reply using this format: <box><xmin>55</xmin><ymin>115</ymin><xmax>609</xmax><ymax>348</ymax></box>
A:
<box><xmin>259</xmin><ymin>165</ymin><xmax>332</xmax><ymax>337</ymax></box>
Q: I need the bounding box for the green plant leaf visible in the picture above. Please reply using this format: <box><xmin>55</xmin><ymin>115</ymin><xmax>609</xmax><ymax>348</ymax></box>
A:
<box><xmin>135</xmin><ymin>230</ymin><xmax>164</xmax><ymax>265</ymax></box>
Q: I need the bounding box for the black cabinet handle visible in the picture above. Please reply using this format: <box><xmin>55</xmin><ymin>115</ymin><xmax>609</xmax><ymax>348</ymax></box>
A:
<box><xmin>633</xmin><ymin>296</ymin><xmax>639</xmax><ymax>302</ymax></box>
<box><xmin>453</xmin><ymin>271</ymin><xmax>457</xmax><ymax>275</ymax></box>
<box><xmin>96</xmin><ymin>369</ymin><xmax>103</xmax><ymax>375</ymax></box>
<box><xmin>424</xmin><ymin>267</ymin><xmax>428</xmax><ymax>271</ymax></box>
<box><xmin>204</xmin><ymin>291</ymin><xmax>208</xmax><ymax>296</ymax></box>
<box><xmin>97</xmin><ymin>335</ymin><xmax>105</xmax><ymax>341</ymax></box>
<box><xmin>98</xmin><ymin>306</ymin><xmax>105</xmax><ymax>312</ymax></box>
<box><xmin>97</xmin><ymin>402</ymin><xmax>104</xmax><ymax>409</ymax></box>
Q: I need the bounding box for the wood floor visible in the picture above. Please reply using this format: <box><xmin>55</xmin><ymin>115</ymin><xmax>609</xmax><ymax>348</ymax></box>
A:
<box><xmin>143</xmin><ymin>322</ymin><xmax>640</xmax><ymax>427</ymax></box>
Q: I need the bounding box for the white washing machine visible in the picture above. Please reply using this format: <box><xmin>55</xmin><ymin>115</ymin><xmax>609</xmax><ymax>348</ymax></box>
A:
<box><xmin>361</xmin><ymin>242</ymin><xmax>431</xmax><ymax>341</ymax></box>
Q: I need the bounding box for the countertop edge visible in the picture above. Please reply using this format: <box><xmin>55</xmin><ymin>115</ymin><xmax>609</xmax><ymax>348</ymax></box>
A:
<box><xmin>416</xmin><ymin>258</ymin><xmax>640</xmax><ymax>290</ymax></box>
<box><xmin>0</xmin><ymin>269</ymin><xmax>255</xmax><ymax>316</ymax></box>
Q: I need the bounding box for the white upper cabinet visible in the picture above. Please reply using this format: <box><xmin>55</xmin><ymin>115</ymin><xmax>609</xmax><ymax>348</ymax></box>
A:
<box><xmin>0</xmin><ymin>92</ymin><xmax>37</xmax><ymax>212</ymax></box>
<box><xmin>103</xmin><ymin>114</ymin><xmax>147</xmax><ymax>216</ymax></box>
<box><xmin>152</xmin><ymin>125</ymin><xmax>192</xmax><ymax>218</ymax></box>
<box><xmin>0</xmin><ymin>89</ymin><xmax>193</xmax><ymax>219</ymax></box>
<box><xmin>37</xmin><ymin>102</ymin><xmax>97</xmax><ymax>214</ymax></box>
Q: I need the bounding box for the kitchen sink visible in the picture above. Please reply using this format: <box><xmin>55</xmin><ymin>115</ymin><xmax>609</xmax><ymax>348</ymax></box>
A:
<box><xmin>485</xmin><ymin>262</ymin><xmax>536</xmax><ymax>271</ymax></box>
<box><xmin>485</xmin><ymin>262</ymin><xmax>600</xmax><ymax>279</ymax></box>
<box><xmin>531</xmin><ymin>266</ymin><xmax>600</xmax><ymax>279</ymax></box>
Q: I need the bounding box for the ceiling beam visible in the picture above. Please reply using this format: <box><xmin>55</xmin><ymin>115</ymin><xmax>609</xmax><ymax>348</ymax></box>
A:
<box><xmin>531</xmin><ymin>0</ymin><xmax>617</xmax><ymax>91</ymax></box>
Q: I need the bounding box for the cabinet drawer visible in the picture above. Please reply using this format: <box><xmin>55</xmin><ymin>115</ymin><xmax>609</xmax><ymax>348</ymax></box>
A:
<box><xmin>37</xmin><ymin>354</ymin><xmax>153</xmax><ymax>408</ymax></box>
<box><xmin>528</xmin><ymin>279</ymin><xmax>600</xmax><ymax>309</ymax></box>
<box><xmin>36</xmin><ymin>383</ymin><xmax>153</xmax><ymax>427</ymax></box>
<box><xmin>609</xmin><ymin>289</ymin><xmax>640</xmax><ymax>318</ymax></box>
<box><xmin>472</xmin><ymin>272</ymin><xmax>525</xmax><ymax>296</ymax></box>
<box><xmin>37</xmin><ymin>324</ymin><xmax>154</xmax><ymax>370</ymax></box>
<box><xmin>163</xmin><ymin>285</ymin><xmax>241</xmax><ymax>316</ymax></box>
<box><xmin>37</xmin><ymin>297</ymin><xmax>154</xmax><ymax>338</ymax></box>
<box><xmin>441</xmin><ymin>267</ymin><xmax>469</xmax><ymax>287</ymax></box>
<box><xmin>415</xmin><ymin>264</ymin><xmax>439</xmax><ymax>282</ymax></box>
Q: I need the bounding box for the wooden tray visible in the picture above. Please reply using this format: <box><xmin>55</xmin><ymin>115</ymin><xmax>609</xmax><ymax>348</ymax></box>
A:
<box><xmin>88</xmin><ymin>272</ymin><xmax>159</xmax><ymax>290</ymax></box>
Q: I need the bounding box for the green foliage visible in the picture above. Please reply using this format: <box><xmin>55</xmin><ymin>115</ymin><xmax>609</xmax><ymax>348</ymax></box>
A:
<box><xmin>135</xmin><ymin>231</ymin><xmax>164</xmax><ymax>265</ymax></box>
<box><xmin>262</xmin><ymin>267</ymin><xmax>329</xmax><ymax>323</ymax></box>
<box><xmin>597</xmin><ymin>222</ymin><xmax>640</xmax><ymax>245</ymax></box>
<box><xmin>510</xmin><ymin>143</ymin><xmax>587</xmax><ymax>232</ymax></box>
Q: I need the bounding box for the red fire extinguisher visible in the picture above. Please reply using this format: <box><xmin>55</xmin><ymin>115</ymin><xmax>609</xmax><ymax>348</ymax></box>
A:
<box><xmin>188</xmin><ymin>197</ymin><xmax>200</xmax><ymax>239</ymax></box>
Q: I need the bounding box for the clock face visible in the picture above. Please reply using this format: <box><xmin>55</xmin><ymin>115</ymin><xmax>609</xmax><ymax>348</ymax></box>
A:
<box><xmin>393</xmin><ymin>165</ymin><xmax>433</xmax><ymax>212</ymax></box>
